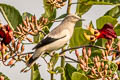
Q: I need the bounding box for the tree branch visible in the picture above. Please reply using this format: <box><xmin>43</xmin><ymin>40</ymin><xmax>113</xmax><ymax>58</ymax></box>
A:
<box><xmin>2</xmin><ymin>45</ymin><xmax>119</xmax><ymax>64</ymax></box>
<box><xmin>59</xmin><ymin>45</ymin><xmax>106</xmax><ymax>55</ymax></box>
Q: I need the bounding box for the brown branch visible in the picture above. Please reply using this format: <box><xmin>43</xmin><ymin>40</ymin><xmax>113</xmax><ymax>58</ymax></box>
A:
<box><xmin>59</xmin><ymin>45</ymin><xmax>106</xmax><ymax>55</ymax></box>
<box><xmin>1</xmin><ymin>45</ymin><xmax>120</xmax><ymax>64</ymax></box>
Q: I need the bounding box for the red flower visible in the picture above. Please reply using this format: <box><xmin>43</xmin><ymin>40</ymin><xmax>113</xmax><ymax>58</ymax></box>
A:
<box><xmin>96</xmin><ymin>23</ymin><xmax>117</xmax><ymax>39</ymax></box>
<box><xmin>0</xmin><ymin>25</ymin><xmax>13</xmax><ymax>45</ymax></box>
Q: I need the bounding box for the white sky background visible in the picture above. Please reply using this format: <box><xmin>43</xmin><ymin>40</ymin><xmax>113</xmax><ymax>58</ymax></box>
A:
<box><xmin>0</xmin><ymin>0</ymin><xmax>115</xmax><ymax>80</ymax></box>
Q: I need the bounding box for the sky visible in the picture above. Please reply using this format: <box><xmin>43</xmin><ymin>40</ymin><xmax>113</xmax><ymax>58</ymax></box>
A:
<box><xmin>0</xmin><ymin>0</ymin><xmax>115</xmax><ymax>80</ymax></box>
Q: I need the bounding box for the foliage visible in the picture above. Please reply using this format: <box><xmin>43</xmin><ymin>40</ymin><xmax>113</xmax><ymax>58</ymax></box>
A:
<box><xmin>0</xmin><ymin>0</ymin><xmax>120</xmax><ymax>80</ymax></box>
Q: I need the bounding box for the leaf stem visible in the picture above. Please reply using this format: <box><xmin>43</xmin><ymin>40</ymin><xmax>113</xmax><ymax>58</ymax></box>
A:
<box><xmin>61</xmin><ymin>48</ymin><xmax>65</xmax><ymax>80</ymax></box>
<box><xmin>0</xmin><ymin>7</ymin><xmax>14</xmax><ymax>30</ymax></box>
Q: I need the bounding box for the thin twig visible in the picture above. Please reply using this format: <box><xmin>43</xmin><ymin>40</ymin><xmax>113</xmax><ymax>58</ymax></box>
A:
<box><xmin>65</xmin><ymin>56</ymin><xmax>79</xmax><ymax>63</ymax></box>
<box><xmin>6</xmin><ymin>45</ymin><xmax>120</xmax><ymax>59</ymax></box>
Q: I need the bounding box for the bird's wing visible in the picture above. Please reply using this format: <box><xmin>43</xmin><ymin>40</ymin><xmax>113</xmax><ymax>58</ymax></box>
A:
<box><xmin>32</xmin><ymin>31</ymin><xmax>67</xmax><ymax>50</ymax></box>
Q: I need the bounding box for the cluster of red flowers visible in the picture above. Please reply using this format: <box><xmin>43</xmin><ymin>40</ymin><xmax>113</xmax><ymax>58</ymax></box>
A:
<box><xmin>84</xmin><ymin>23</ymin><xmax>117</xmax><ymax>41</ymax></box>
<box><xmin>96</xmin><ymin>23</ymin><xmax>117</xmax><ymax>39</ymax></box>
<box><xmin>0</xmin><ymin>24</ymin><xmax>13</xmax><ymax>47</ymax></box>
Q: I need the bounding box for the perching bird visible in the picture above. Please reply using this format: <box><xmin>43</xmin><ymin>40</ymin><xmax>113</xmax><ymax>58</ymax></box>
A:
<box><xmin>27</xmin><ymin>14</ymin><xmax>84</xmax><ymax>67</ymax></box>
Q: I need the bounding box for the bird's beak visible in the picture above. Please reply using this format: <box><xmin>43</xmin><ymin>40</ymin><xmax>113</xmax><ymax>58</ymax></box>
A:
<box><xmin>79</xmin><ymin>18</ymin><xmax>85</xmax><ymax>21</ymax></box>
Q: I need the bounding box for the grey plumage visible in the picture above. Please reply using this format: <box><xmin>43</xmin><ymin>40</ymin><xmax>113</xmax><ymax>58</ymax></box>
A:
<box><xmin>27</xmin><ymin>14</ymin><xmax>83</xmax><ymax>67</ymax></box>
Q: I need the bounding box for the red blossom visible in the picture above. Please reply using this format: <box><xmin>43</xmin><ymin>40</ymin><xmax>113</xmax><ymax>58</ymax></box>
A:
<box><xmin>96</xmin><ymin>23</ymin><xmax>117</xmax><ymax>39</ymax></box>
<box><xmin>0</xmin><ymin>25</ymin><xmax>13</xmax><ymax>45</ymax></box>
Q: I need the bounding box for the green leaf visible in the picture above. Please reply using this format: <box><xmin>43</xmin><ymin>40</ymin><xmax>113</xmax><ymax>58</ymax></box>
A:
<box><xmin>0</xmin><ymin>3</ymin><xmax>22</xmax><ymax>30</ymax></box>
<box><xmin>43</xmin><ymin>0</ymin><xmax>56</xmax><ymax>28</ymax></box>
<box><xmin>114</xmin><ymin>24</ymin><xmax>120</xmax><ymax>36</ymax></box>
<box><xmin>95</xmin><ymin>38</ymin><xmax>107</xmax><ymax>47</ymax></box>
<box><xmin>70</xmin><ymin>27</ymin><xmax>90</xmax><ymax>47</ymax></box>
<box><xmin>50</xmin><ymin>54</ymin><xmax>59</xmax><ymax>68</ymax></box>
<box><xmin>76</xmin><ymin>0</ymin><xmax>112</xmax><ymax>16</ymax></box>
<box><xmin>34</xmin><ymin>33</ymin><xmax>44</xmax><ymax>43</ymax></box>
<box><xmin>117</xmin><ymin>71</ymin><xmax>120</xmax><ymax>79</ymax></box>
<box><xmin>0</xmin><ymin>72</ymin><xmax>10</xmax><ymax>80</ymax></box>
<box><xmin>76</xmin><ymin>0</ymin><xmax>92</xmax><ymax>16</ymax></box>
<box><xmin>22</xmin><ymin>12</ymin><xmax>33</xmax><ymax>20</ymax></box>
<box><xmin>72</xmin><ymin>72</ymin><xmax>88</xmax><ymax>80</ymax></box>
<box><xmin>90</xmin><ymin>49</ymin><xmax>102</xmax><ymax>58</ymax></box>
<box><xmin>65</xmin><ymin>63</ymin><xmax>77</xmax><ymax>80</ymax></box>
<box><xmin>105</xmin><ymin>5</ymin><xmax>120</xmax><ymax>18</ymax></box>
<box><xmin>76</xmin><ymin>0</ymin><xmax>120</xmax><ymax>16</ymax></box>
<box><xmin>31</xmin><ymin>64</ymin><xmax>42</xmax><ymax>80</ymax></box>
<box><xmin>54</xmin><ymin>66</ymin><xmax>64</xmax><ymax>74</ymax></box>
<box><xmin>96</xmin><ymin>16</ymin><xmax>117</xmax><ymax>29</ymax></box>
<box><xmin>109</xmin><ymin>62</ymin><xmax>118</xmax><ymax>72</ymax></box>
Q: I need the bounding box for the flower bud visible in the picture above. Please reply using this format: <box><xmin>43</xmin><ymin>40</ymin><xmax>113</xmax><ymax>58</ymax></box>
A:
<box><xmin>32</xmin><ymin>16</ymin><xmax>35</xmax><ymax>23</ymax></box>
<box><xmin>0</xmin><ymin>75</ymin><xmax>4</xmax><ymax>80</ymax></box>
<box><xmin>23</xmin><ymin>20</ymin><xmax>28</xmax><ymax>28</ymax></box>
<box><xmin>107</xmin><ymin>77</ymin><xmax>111</xmax><ymax>80</ymax></box>
<box><xmin>61</xmin><ymin>2</ymin><xmax>66</xmax><ymax>6</ymax></box>
<box><xmin>98</xmin><ymin>72</ymin><xmax>103</xmax><ymax>77</ymax></box>
<box><xmin>93</xmin><ymin>57</ymin><xmax>98</xmax><ymax>63</ymax></box>
<box><xmin>14</xmin><ymin>32</ymin><xmax>22</xmax><ymax>35</ymax></box>
<box><xmin>80</xmin><ymin>64</ymin><xmax>85</xmax><ymax>70</ymax></box>
<box><xmin>26</xmin><ymin>37</ymin><xmax>32</xmax><ymax>42</ymax></box>
<box><xmin>16</xmin><ymin>26</ymin><xmax>21</xmax><ymax>32</ymax></box>
<box><xmin>85</xmin><ymin>55</ymin><xmax>88</xmax><ymax>64</ymax></box>
<box><xmin>16</xmin><ymin>40</ymin><xmax>21</xmax><ymax>51</ymax></box>
<box><xmin>112</xmin><ymin>53</ymin><xmax>116</xmax><ymax>60</ymax></box>
<box><xmin>105</xmin><ymin>50</ymin><xmax>108</xmax><ymax>56</ymax></box>
<box><xmin>30</xmin><ymin>23</ymin><xmax>35</xmax><ymax>32</ymax></box>
<box><xmin>82</xmin><ymin>47</ymin><xmax>86</xmax><ymax>57</ymax></box>
<box><xmin>12</xmin><ymin>39</ymin><xmax>15</xmax><ymax>49</ymax></box>
<box><xmin>1</xmin><ymin>48</ymin><xmax>5</xmax><ymax>55</ymax></box>
<box><xmin>96</xmin><ymin>62</ymin><xmax>100</xmax><ymax>69</ymax></box>
<box><xmin>4</xmin><ymin>54</ymin><xmax>10</xmax><ymax>61</ymax></box>
<box><xmin>91</xmin><ymin>67</ymin><xmax>96</xmax><ymax>74</ymax></box>
<box><xmin>23</xmin><ymin>28</ymin><xmax>29</xmax><ymax>33</ymax></box>
<box><xmin>105</xmin><ymin>42</ymin><xmax>110</xmax><ymax>50</ymax></box>
<box><xmin>7</xmin><ymin>59</ymin><xmax>15</xmax><ymax>66</ymax></box>
<box><xmin>101</xmin><ymin>62</ymin><xmax>104</xmax><ymax>68</ymax></box>
<box><xmin>88</xmin><ymin>75</ymin><xmax>94</xmax><ymax>79</ymax></box>
<box><xmin>102</xmin><ymin>50</ymin><xmax>105</xmax><ymax>57</ymax></box>
<box><xmin>19</xmin><ymin>24</ymin><xmax>24</xmax><ymax>33</ymax></box>
<box><xmin>21</xmin><ymin>44</ymin><xmax>24</xmax><ymax>52</ymax></box>
<box><xmin>105</xmin><ymin>64</ymin><xmax>109</xmax><ymax>70</ymax></box>
<box><xmin>43</xmin><ymin>18</ymin><xmax>48</xmax><ymax>25</ymax></box>
<box><xmin>29</xmin><ymin>31</ymin><xmax>35</xmax><ymax>35</ymax></box>
<box><xmin>117</xmin><ymin>41</ymin><xmax>120</xmax><ymax>51</ymax></box>
<box><xmin>80</xmin><ymin>59</ymin><xmax>85</xmax><ymax>65</ymax></box>
<box><xmin>109</xmin><ymin>70</ymin><xmax>112</xmax><ymax>75</ymax></box>
<box><xmin>96</xmin><ymin>56</ymin><xmax>100</xmax><ymax>61</ymax></box>
<box><xmin>104</xmin><ymin>70</ymin><xmax>107</xmax><ymax>75</ymax></box>
<box><xmin>88</xmin><ymin>48</ymin><xmax>91</xmax><ymax>57</ymax></box>
<box><xmin>25</xmin><ymin>55</ymin><xmax>29</xmax><ymax>61</ymax></box>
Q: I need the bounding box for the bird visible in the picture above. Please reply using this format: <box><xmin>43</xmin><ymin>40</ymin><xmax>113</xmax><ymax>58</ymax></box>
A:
<box><xmin>27</xmin><ymin>14</ymin><xmax>84</xmax><ymax>67</ymax></box>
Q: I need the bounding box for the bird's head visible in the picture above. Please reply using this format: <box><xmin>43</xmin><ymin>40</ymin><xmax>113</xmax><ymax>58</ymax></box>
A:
<box><xmin>64</xmin><ymin>14</ymin><xmax>84</xmax><ymax>23</ymax></box>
